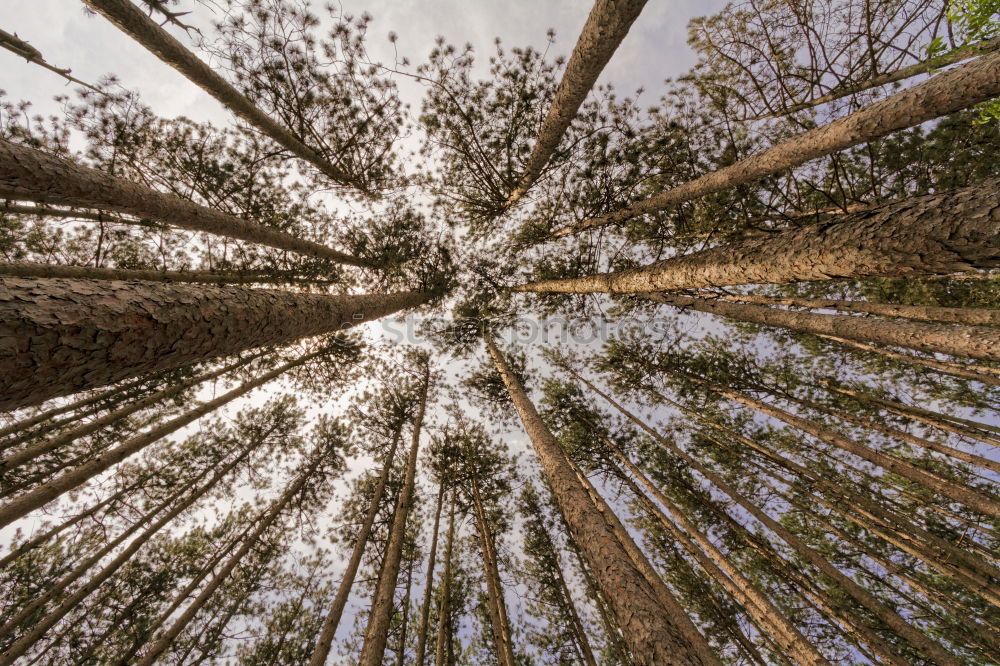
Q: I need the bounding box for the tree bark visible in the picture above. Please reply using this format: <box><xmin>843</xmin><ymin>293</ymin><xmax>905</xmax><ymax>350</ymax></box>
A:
<box><xmin>395</xmin><ymin>558</ymin><xmax>414</xmax><ymax>666</ymax></box>
<box><xmin>81</xmin><ymin>0</ymin><xmax>368</xmax><ymax>193</ymax></box>
<box><xmin>1</xmin><ymin>202</ymin><xmax>151</xmax><ymax>225</ymax></box>
<box><xmin>567</xmin><ymin>367</ymin><xmax>962</xmax><ymax>664</ymax></box>
<box><xmin>0</xmin><ymin>434</ymin><xmax>256</xmax><ymax>664</ymax></box>
<box><xmin>309</xmin><ymin>427</ymin><xmax>404</xmax><ymax>666</ymax></box>
<box><xmin>646</xmin><ymin>293</ymin><xmax>1000</xmax><ymax>363</ymax></box>
<box><xmin>707</xmin><ymin>292</ymin><xmax>1000</xmax><ymax>326</ymax></box>
<box><xmin>434</xmin><ymin>492</ymin><xmax>457</xmax><ymax>666</ymax></box>
<box><xmin>470</xmin><ymin>476</ymin><xmax>515</xmax><ymax>666</ymax></box>
<box><xmin>359</xmin><ymin>362</ymin><xmax>430</xmax><ymax>666</ymax></box>
<box><xmin>134</xmin><ymin>443</ymin><xmax>327</xmax><ymax>666</ymax></box>
<box><xmin>0</xmin><ymin>276</ymin><xmax>426</xmax><ymax>410</ymax></box>
<box><xmin>552</xmin><ymin>48</ymin><xmax>1000</xmax><ymax>236</ymax></box>
<box><xmin>0</xmin><ymin>262</ymin><xmax>328</xmax><ymax>285</ymax></box>
<box><xmin>503</xmin><ymin>0</ymin><xmax>648</xmax><ymax>207</ymax></box>
<box><xmin>0</xmin><ymin>138</ymin><xmax>367</xmax><ymax>265</ymax></box>
<box><xmin>413</xmin><ymin>481</ymin><xmax>445</xmax><ymax>666</ymax></box>
<box><xmin>485</xmin><ymin>336</ymin><xmax>718</xmax><ymax>666</ymax></box>
<box><xmin>524</xmin><ymin>180</ymin><xmax>1000</xmax><ymax>293</ymax></box>
<box><xmin>1</xmin><ymin>351</ymin><xmax>264</xmax><ymax>476</ymax></box>
<box><xmin>0</xmin><ymin>348</ymin><xmax>328</xmax><ymax>528</ymax></box>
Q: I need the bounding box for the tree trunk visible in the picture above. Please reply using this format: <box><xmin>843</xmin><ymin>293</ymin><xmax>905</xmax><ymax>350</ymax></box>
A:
<box><xmin>81</xmin><ymin>0</ymin><xmax>367</xmax><ymax>193</ymax></box>
<box><xmin>763</xmin><ymin>36</ymin><xmax>1000</xmax><ymax>118</ymax></box>
<box><xmin>485</xmin><ymin>336</ymin><xmax>718</xmax><ymax>666</ymax></box>
<box><xmin>1</xmin><ymin>202</ymin><xmax>153</xmax><ymax>225</ymax></box>
<box><xmin>604</xmin><ymin>439</ymin><xmax>829</xmax><ymax>666</ymax></box>
<box><xmin>470</xmin><ymin>476</ymin><xmax>515</xmax><ymax>666</ymax></box>
<box><xmin>0</xmin><ymin>276</ymin><xmax>425</xmax><ymax>410</ymax></box>
<box><xmin>395</xmin><ymin>558</ymin><xmax>414</xmax><ymax>666</ymax></box>
<box><xmin>542</xmin><ymin>524</ymin><xmax>598</xmax><ymax>666</ymax></box>
<box><xmin>526</xmin><ymin>180</ymin><xmax>1000</xmax><ymax>292</ymax></box>
<box><xmin>647</xmin><ymin>293</ymin><xmax>1000</xmax><ymax>363</ymax></box>
<box><xmin>0</xmin><ymin>138</ymin><xmax>368</xmax><ymax>265</ymax></box>
<box><xmin>413</xmin><ymin>481</ymin><xmax>445</xmax><ymax>666</ymax></box>
<box><xmin>359</xmin><ymin>362</ymin><xmax>430</xmax><ymax>666</ymax></box>
<box><xmin>817</xmin><ymin>334</ymin><xmax>1000</xmax><ymax>386</ymax></box>
<box><xmin>0</xmin><ymin>262</ymin><xmax>329</xmax><ymax>285</ymax></box>
<box><xmin>434</xmin><ymin>492</ymin><xmax>457</xmax><ymax>666</ymax></box>
<box><xmin>133</xmin><ymin>443</ymin><xmax>327</xmax><ymax>666</ymax></box>
<box><xmin>309</xmin><ymin>428</ymin><xmax>404</xmax><ymax>666</ymax></box>
<box><xmin>552</xmin><ymin>48</ymin><xmax>1000</xmax><ymax>235</ymax></box>
<box><xmin>0</xmin><ymin>28</ymin><xmax>101</xmax><ymax>92</ymax></box>
<box><xmin>503</xmin><ymin>0</ymin><xmax>648</xmax><ymax>207</ymax></box>
<box><xmin>0</xmin><ymin>348</ymin><xmax>328</xmax><ymax>528</ymax></box>
<box><xmin>567</xmin><ymin>367</ymin><xmax>961</xmax><ymax>664</ymax></box>
<box><xmin>1</xmin><ymin>351</ymin><xmax>264</xmax><ymax>475</ymax></box>
<box><xmin>0</xmin><ymin>435</ymin><xmax>256</xmax><ymax>664</ymax></box>
<box><xmin>707</xmin><ymin>292</ymin><xmax>1000</xmax><ymax>326</ymax></box>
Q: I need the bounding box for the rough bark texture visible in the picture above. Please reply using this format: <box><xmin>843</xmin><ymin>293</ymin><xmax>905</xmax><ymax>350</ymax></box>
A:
<box><xmin>413</xmin><ymin>481</ymin><xmax>444</xmax><ymax>666</ymax></box>
<box><xmin>504</xmin><ymin>0</ymin><xmax>648</xmax><ymax>207</ymax></box>
<box><xmin>1</xmin><ymin>202</ymin><xmax>145</xmax><ymax>224</ymax></box>
<box><xmin>0</xmin><ymin>139</ymin><xmax>367</xmax><ymax>265</ymax></box>
<box><xmin>0</xmin><ymin>262</ymin><xmax>327</xmax><ymax>285</ymax></box>
<box><xmin>709</xmin><ymin>292</ymin><xmax>1000</xmax><ymax>326</ymax></box>
<box><xmin>485</xmin><ymin>337</ymin><xmax>717</xmax><ymax>666</ymax></box>
<box><xmin>524</xmin><ymin>180</ymin><xmax>1000</xmax><ymax>292</ymax></box>
<box><xmin>309</xmin><ymin>428</ymin><xmax>403</xmax><ymax>666</ymax></box>
<box><xmin>0</xmin><ymin>350</ymin><xmax>323</xmax><ymax>528</ymax></box>
<box><xmin>471</xmin><ymin>477</ymin><xmax>515</xmax><ymax>666</ymax></box>
<box><xmin>82</xmin><ymin>0</ymin><xmax>366</xmax><ymax>192</ymax></box>
<box><xmin>434</xmin><ymin>493</ymin><xmax>457</xmax><ymax>666</ymax></box>
<box><xmin>358</xmin><ymin>364</ymin><xmax>429</xmax><ymax>666</ymax></box>
<box><xmin>0</xmin><ymin>277</ymin><xmax>426</xmax><ymax>410</ymax></box>
<box><xmin>645</xmin><ymin>293</ymin><xmax>1000</xmax><ymax>363</ymax></box>
<box><xmin>553</xmin><ymin>48</ymin><xmax>1000</xmax><ymax>235</ymax></box>
<box><xmin>571</xmin><ymin>370</ymin><xmax>959</xmax><ymax>664</ymax></box>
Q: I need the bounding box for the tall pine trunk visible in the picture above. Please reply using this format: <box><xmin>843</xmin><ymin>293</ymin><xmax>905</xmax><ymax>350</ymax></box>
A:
<box><xmin>503</xmin><ymin>0</ymin><xmax>648</xmax><ymax>207</ymax></box>
<box><xmin>434</xmin><ymin>492</ymin><xmax>457</xmax><ymax>666</ymax></box>
<box><xmin>0</xmin><ymin>276</ymin><xmax>425</xmax><ymax>409</ymax></box>
<box><xmin>82</xmin><ymin>0</ymin><xmax>367</xmax><ymax>192</ymax></box>
<box><xmin>309</xmin><ymin>427</ymin><xmax>405</xmax><ymax>666</ymax></box>
<box><xmin>553</xmin><ymin>48</ymin><xmax>1000</xmax><ymax>235</ymax></box>
<box><xmin>0</xmin><ymin>262</ymin><xmax>327</xmax><ymax>285</ymax></box>
<box><xmin>0</xmin><ymin>139</ymin><xmax>367</xmax><ymax>264</ymax></box>
<box><xmin>485</xmin><ymin>336</ymin><xmax>718</xmax><ymax>666</ymax></box>
<box><xmin>414</xmin><ymin>481</ymin><xmax>445</xmax><ymax>666</ymax></box>
<box><xmin>470</xmin><ymin>476</ymin><xmax>515</xmax><ymax>666</ymax></box>
<box><xmin>359</xmin><ymin>362</ymin><xmax>430</xmax><ymax>666</ymax></box>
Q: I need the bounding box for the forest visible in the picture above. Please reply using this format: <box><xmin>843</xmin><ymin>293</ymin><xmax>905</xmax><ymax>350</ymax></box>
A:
<box><xmin>0</xmin><ymin>0</ymin><xmax>999</xmax><ymax>663</ymax></box>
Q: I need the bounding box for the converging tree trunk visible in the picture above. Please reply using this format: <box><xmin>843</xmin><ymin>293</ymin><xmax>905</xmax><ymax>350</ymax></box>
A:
<box><xmin>519</xmin><ymin>179</ymin><xmax>1000</xmax><ymax>293</ymax></box>
<box><xmin>434</xmin><ymin>491</ymin><xmax>457</xmax><ymax>666</ymax></box>
<box><xmin>470</xmin><ymin>475</ymin><xmax>516</xmax><ymax>666</ymax></box>
<box><xmin>413</xmin><ymin>481</ymin><xmax>445</xmax><ymax>666</ymax></box>
<box><xmin>0</xmin><ymin>138</ymin><xmax>367</xmax><ymax>265</ymax></box>
<box><xmin>552</xmin><ymin>48</ymin><xmax>1000</xmax><ymax>235</ymax></box>
<box><xmin>0</xmin><ymin>262</ymin><xmax>328</xmax><ymax>285</ymax></box>
<box><xmin>359</xmin><ymin>362</ymin><xmax>430</xmax><ymax>666</ymax></box>
<box><xmin>485</xmin><ymin>336</ymin><xmax>718</xmax><ymax>666</ymax></box>
<box><xmin>503</xmin><ymin>0</ymin><xmax>648</xmax><ymax>208</ymax></box>
<box><xmin>82</xmin><ymin>0</ymin><xmax>368</xmax><ymax>192</ymax></box>
<box><xmin>0</xmin><ymin>276</ymin><xmax>426</xmax><ymax>410</ymax></box>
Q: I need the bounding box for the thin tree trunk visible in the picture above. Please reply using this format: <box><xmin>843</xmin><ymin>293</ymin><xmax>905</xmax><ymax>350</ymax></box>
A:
<box><xmin>707</xmin><ymin>292</ymin><xmax>1000</xmax><ymax>326</ymax></box>
<box><xmin>413</xmin><ymin>481</ymin><xmax>445</xmax><ymax>666</ymax></box>
<box><xmin>568</xmin><ymin>367</ymin><xmax>961</xmax><ymax>665</ymax></box>
<box><xmin>0</xmin><ymin>348</ymin><xmax>328</xmax><ymax>528</ymax></box>
<box><xmin>359</xmin><ymin>362</ymin><xmax>430</xmax><ymax>666</ymax></box>
<box><xmin>395</xmin><ymin>558</ymin><xmax>414</xmax><ymax>666</ymax></box>
<box><xmin>543</xmin><ymin>527</ymin><xmax>599</xmax><ymax>666</ymax></box>
<box><xmin>133</xmin><ymin>443</ymin><xmax>327</xmax><ymax>666</ymax></box>
<box><xmin>0</xmin><ymin>138</ymin><xmax>368</xmax><ymax>265</ymax></box>
<box><xmin>551</xmin><ymin>48</ymin><xmax>1000</xmax><ymax>236</ymax></box>
<box><xmin>470</xmin><ymin>476</ymin><xmax>515</xmax><ymax>666</ymax></box>
<box><xmin>647</xmin><ymin>293</ymin><xmax>1000</xmax><ymax>363</ymax></box>
<box><xmin>81</xmin><ymin>0</ymin><xmax>368</xmax><ymax>193</ymax></box>
<box><xmin>568</xmin><ymin>530</ymin><xmax>634</xmax><ymax>666</ymax></box>
<box><xmin>434</xmin><ymin>492</ymin><xmax>457</xmax><ymax>666</ymax></box>
<box><xmin>0</xmin><ymin>203</ymin><xmax>149</xmax><ymax>225</ymax></box>
<box><xmin>0</xmin><ymin>434</ymin><xmax>256</xmax><ymax>664</ymax></box>
<box><xmin>1</xmin><ymin>351</ymin><xmax>264</xmax><ymax>475</ymax></box>
<box><xmin>0</xmin><ymin>28</ymin><xmax>102</xmax><ymax>92</ymax></box>
<box><xmin>524</xmin><ymin>180</ymin><xmax>1000</xmax><ymax>292</ymax></box>
<box><xmin>0</xmin><ymin>262</ymin><xmax>329</xmax><ymax>285</ymax></box>
<box><xmin>309</xmin><ymin>428</ymin><xmax>404</xmax><ymax>666</ymax></box>
<box><xmin>503</xmin><ymin>0</ymin><xmax>648</xmax><ymax>207</ymax></box>
<box><xmin>817</xmin><ymin>334</ymin><xmax>1000</xmax><ymax>386</ymax></box>
<box><xmin>762</xmin><ymin>36</ymin><xmax>1000</xmax><ymax>118</ymax></box>
<box><xmin>485</xmin><ymin>337</ymin><xmax>718</xmax><ymax>666</ymax></box>
<box><xmin>604</xmin><ymin>439</ymin><xmax>829</xmax><ymax>666</ymax></box>
<box><xmin>0</xmin><ymin>276</ymin><xmax>425</xmax><ymax>410</ymax></box>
